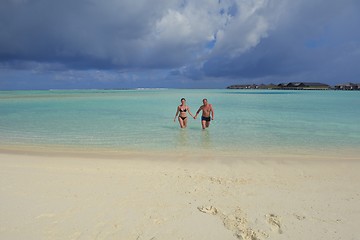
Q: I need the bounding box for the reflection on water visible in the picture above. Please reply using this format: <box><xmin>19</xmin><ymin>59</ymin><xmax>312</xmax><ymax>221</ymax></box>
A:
<box><xmin>175</xmin><ymin>129</ymin><xmax>189</xmax><ymax>148</ymax></box>
<box><xmin>174</xmin><ymin>128</ymin><xmax>213</xmax><ymax>151</ymax></box>
<box><xmin>201</xmin><ymin>130</ymin><xmax>212</xmax><ymax>149</ymax></box>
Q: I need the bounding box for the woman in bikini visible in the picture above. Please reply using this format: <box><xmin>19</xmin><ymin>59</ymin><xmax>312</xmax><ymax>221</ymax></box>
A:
<box><xmin>174</xmin><ymin>98</ymin><xmax>194</xmax><ymax>128</ymax></box>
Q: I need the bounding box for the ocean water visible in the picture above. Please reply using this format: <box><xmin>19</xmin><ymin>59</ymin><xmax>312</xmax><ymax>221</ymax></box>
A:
<box><xmin>0</xmin><ymin>89</ymin><xmax>359</xmax><ymax>157</ymax></box>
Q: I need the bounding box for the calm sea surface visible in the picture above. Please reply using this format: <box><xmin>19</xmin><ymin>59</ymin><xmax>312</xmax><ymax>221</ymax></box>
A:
<box><xmin>0</xmin><ymin>89</ymin><xmax>359</xmax><ymax>157</ymax></box>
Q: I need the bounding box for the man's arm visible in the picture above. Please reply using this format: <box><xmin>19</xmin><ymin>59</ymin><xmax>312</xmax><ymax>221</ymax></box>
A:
<box><xmin>194</xmin><ymin>106</ymin><xmax>202</xmax><ymax>119</ymax></box>
<box><xmin>210</xmin><ymin>104</ymin><xmax>214</xmax><ymax>120</ymax></box>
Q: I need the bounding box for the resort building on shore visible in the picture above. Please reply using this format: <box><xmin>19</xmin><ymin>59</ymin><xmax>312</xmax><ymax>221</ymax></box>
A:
<box><xmin>276</xmin><ymin>82</ymin><xmax>330</xmax><ymax>90</ymax></box>
<box><xmin>334</xmin><ymin>83</ymin><xmax>360</xmax><ymax>90</ymax></box>
<box><xmin>227</xmin><ymin>82</ymin><xmax>330</xmax><ymax>90</ymax></box>
<box><xmin>227</xmin><ymin>82</ymin><xmax>360</xmax><ymax>90</ymax></box>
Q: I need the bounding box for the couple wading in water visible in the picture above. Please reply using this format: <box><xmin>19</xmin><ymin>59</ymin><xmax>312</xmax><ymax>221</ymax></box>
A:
<box><xmin>173</xmin><ymin>98</ymin><xmax>214</xmax><ymax>129</ymax></box>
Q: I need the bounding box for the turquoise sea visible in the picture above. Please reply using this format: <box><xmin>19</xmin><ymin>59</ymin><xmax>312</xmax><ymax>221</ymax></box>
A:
<box><xmin>0</xmin><ymin>89</ymin><xmax>359</xmax><ymax>158</ymax></box>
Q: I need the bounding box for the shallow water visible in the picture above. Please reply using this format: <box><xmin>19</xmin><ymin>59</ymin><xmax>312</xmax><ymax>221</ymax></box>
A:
<box><xmin>0</xmin><ymin>89</ymin><xmax>359</xmax><ymax>157</ymax></box>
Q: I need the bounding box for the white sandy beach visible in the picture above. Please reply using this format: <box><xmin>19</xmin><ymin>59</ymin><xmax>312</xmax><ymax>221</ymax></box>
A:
<box><xmin>1</xmin><ymin>151</ymin><xmax>359</xmax><ymax>240</ymax></box>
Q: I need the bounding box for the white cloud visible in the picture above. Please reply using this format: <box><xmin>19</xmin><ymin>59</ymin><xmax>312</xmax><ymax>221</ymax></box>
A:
<box><xmin>210</xmin><ymin>0</ymin><xmax>287</xmax><ymax>58</ymax></box>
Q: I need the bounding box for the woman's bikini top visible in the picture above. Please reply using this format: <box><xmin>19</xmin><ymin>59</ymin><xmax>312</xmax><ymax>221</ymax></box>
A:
<box><xmin>179</xmin><ymin>107</ymin><xmax>187</xmax><ymax>112</ymax></box>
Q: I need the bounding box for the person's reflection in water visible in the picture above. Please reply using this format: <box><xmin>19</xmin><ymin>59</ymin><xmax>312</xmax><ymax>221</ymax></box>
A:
<box><xmin>176</xmin><ymin>128</ymin><xmax>188</xmax><ymax>148</ymax></box>
<box><xmin>201</xmin><ymin>129</ymin><xmax>212</xmax><ymax>149</ymax></box>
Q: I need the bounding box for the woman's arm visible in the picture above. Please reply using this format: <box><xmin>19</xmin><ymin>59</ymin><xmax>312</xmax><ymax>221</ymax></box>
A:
<box><xmin>187</xmin><ymin>106</ymin><xmax>194</xmax><ymax>118</ymax></box>
<box><xmin>174</xmin><ymin>107</ymin><xmax>179</xmax><ymax>122</ymax></box>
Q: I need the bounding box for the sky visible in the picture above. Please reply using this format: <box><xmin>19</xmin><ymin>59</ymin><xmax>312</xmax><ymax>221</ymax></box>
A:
<box><xmin>1</xmin><ymin>0</ymin><xmax>360</xmax><ymax>90</ymax></box>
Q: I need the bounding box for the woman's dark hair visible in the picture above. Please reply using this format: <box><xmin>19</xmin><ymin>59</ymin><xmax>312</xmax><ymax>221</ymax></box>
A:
<box><xmin>181</xmin><ymin>98</ymin><xmax>186</xmax><ymax>101</ymax></box>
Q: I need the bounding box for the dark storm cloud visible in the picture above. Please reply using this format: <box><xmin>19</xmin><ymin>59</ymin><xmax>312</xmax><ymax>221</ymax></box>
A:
<box><xmin>1</xmin><ymin>0</ymin><xmax>359</xmax><ymax>89</ymax></box>
<box><xmin>0</xmin><ymin>0</ymin><xmax>275</xmax><ymax>71</ymax></box>
<box><xmin>0</xmin><ymin>0</ymin><xmax>175</xmax><ymax>69</ymax></box>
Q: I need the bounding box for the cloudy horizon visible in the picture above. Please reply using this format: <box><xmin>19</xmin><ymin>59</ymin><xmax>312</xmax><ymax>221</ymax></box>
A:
<box><xmin>1</xmin><ymin>0</ymin><xmax>359</xmax><ymax>90</ymax></box>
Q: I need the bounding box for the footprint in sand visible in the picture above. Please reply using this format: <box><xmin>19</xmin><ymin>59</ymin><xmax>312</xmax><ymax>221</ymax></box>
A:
<box><xmin>293</xmin><ymin>213</ymin><xmax>306</xmax><ymax>220</ymax></box>
<box><xmin>265</xmin><ymin>214</ymin><xmax>283</xmax><ymax>234</ymax></box>
<box><xmin>198</xmin><ymin>206</ymin><xmax>284</xmax><ymax>238</ymax></box>
<box><xmin>197</xmin><ymin>205</ymin><xmax>218</xmax><ymax>215</ymax></box>
<box><xmin>198</xmin><ymin>206</ymin><xmax>267</xmax><ymax>240</ymax></box>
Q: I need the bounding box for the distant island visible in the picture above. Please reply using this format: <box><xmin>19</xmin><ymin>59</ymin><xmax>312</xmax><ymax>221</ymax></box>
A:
<box><xmin>227</xmin><ymin>82</ymin><xmax>360</xmax><ymax>90</ymax></box>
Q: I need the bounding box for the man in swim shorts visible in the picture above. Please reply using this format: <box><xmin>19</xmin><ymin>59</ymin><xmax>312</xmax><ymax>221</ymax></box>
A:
<box><xmin>194</xmin><ymin>98</ymin><xmax>214</xmax><ymax>129</ymax></box>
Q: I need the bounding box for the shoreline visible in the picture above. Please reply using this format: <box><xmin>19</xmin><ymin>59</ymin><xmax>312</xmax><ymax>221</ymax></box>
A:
<box><xmin>1</xmin><ymin>143</ymin><xmax>360</xmax><ymax>163</ymax></box>
<box><xmin>1</xmin><ymin>150</ymin><xmax>360</xmax><ymax>239</ymax></box>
